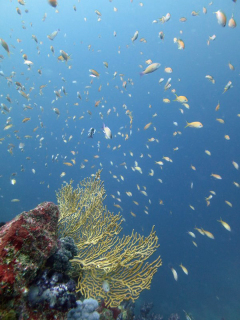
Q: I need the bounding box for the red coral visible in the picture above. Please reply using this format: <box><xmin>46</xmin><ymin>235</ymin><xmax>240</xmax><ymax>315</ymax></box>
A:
<box><xmin>98</xmin><ymin>301</ymin><xmax>121</xmax><ymax>320</ymax></box>
<box><xmin>0</xmin><ymin>262</ymin><xmax>15</xmax><ymax>285</ymax></box>
<box><xmin>0</xmin><ymin>216</ymin><xmax>29</xmax><ymax>252</ymax></box>
<box><xmin>0</xmin><ymin>202</ymin><xmax>59</xmax><ymax>315</ymax></box>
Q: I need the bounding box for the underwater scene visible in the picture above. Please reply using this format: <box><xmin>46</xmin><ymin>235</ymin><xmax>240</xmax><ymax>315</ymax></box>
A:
<box><xmin>0</xmin><ymin>0</ymin><xmax>240</xmax><ymax>319</ymax></box>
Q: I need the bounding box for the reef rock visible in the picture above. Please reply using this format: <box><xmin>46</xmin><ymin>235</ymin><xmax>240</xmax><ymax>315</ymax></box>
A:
<box><xmin>0</xmin><ymin>202</ymin><xmax>59</xmax><ymax>317</ymax></box>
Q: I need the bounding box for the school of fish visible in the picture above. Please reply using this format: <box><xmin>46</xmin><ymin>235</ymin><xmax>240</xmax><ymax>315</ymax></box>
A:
<box><xmin>0</xmin><ymin>0</ymin><xmax>239</xmax><ymax>304</ymax></box>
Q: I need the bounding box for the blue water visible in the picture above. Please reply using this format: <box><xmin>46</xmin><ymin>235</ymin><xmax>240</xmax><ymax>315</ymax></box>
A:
<box><xmin>1</xmin><ymin>0</ymin><xmax>240</xmax><ymax>319</ymax></box>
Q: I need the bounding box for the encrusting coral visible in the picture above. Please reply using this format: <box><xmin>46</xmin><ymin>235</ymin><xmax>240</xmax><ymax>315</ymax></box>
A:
<box><xmin>56</xmin><ymin>170</ymin><xmax>162</xmax><ymax>307</ymax></box>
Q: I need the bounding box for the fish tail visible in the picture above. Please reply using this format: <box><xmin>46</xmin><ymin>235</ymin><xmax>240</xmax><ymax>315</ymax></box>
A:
<box><xmin>173</xmin><ymin>93</ymin><xmax>178</xmax><ymax>101</ymax></box>
<box><xmin>140</xmin><ymin>72</ymin><xmax>144</xmax><ymax>77</ymax></box>
<box><xmin>185</xmin><ymin>121</ymin><xmax>189</xmax><ymax>128</ymax></box>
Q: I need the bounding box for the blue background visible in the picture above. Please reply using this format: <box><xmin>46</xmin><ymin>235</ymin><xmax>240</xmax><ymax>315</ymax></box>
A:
<box><xmin>0</xmin><ymin>1</ymin><xmax>240</xmax><ymax>319</ymax></box>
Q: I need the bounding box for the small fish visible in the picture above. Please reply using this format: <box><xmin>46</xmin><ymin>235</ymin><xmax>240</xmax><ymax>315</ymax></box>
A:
<box><xmin>159</xmin><ymin>31</ymin><xmax>164</xmax><ymax>40</ymax></box>
<box><xmin>215</xmin><ymin>101</ymin><xmax>220</xmax><ymax>111</ymax></box>
<box><xmin>228</xmin><ymin>15</ymin><xmax>237</xmax><ymax>28</ymax></box>
<box><xmin>176</xmin><ymin>39</ymin><xmax>185</xmax><ymax>50</ymax></box>
<box><xmin>140</xmin><ymin>63</ymin><xmax>160</xmax><ymax>76</ymax></box>
<box><xmin>47</xmin><ymin>29</ymin><xmax>60</xmax><ymax>40</ymax></box>
<box><xmin>159</xmin><ymin>13</ymin><xmax>171</xmax><ymax>23</ymax></box>
<box><xmin>205</xmin><ymin>150</ymin><xmax>211</xmax><ymax>156</ymax></box>
<box><xmin>209</xmin><ymin>34</ymin><xmax>216</xmax><ymax>41</ymax></box>
<box><xmin>163</xmin><ymin>98</ymin><xmax>170</xmax><ymax>103</ymax></box>
<box><xmin>24</xmin><ymin>60</ymin><xmax>34</xmax><ymax>67</ymax></box>
<box><xmin>183</xmin><ymin>310</ymin><xmax>194</xmax><ymax>320</ymax></box>
<box><xmin>218</xmin><ymin>218</ymin><xmax>231</xmax><ymax>231</ymax></box>
<box><xmin>89</xmin><ymin>69</ymin><xmax>100</xmax><ymax>77</ymax></box>
<box><xmin>102</xmin><ymin>123</ymin><xmax>112</xmax><ymax>139</ymax></box>
<box><xmin>114</xmin><ymin>203</ymin><xmax>123</xmax><ymax>211</ymax></box>
<box><xmin>202</xmin><ymin>229</ymin><xmax>215</xmax><ymax>239</ymax></box>
<box><xmin>22</xmin><ymin>117</ymin><xmax>31</xmax><ymax>123</ymax></box>
<box><xmin>131</xmin><ymin>31</ymin><xmax>139</xmax><ymax>43</ymax></box>
<box><xmin>4</xmin><ymin>124</ymin><xmax>13</xmax><ymax>130</ymax></box>
<box><xmin>155</xmin><ymin>161</ymin><xmax>164</xmax><ymax>165</ymax></box>
<box><xmin>95</xmin><ymin>10</ymin><xmax>102</xmax><ymax>16</ymax></box>
<box><xmin>19</xmin><ymin>90</ymin><xmax>30</xmax><ymax>100</ymax></box>
<box><xmin>63</xmin><ymin>162</ymin><xmax>73</xmax><ymax>166</ymax></box>
<box><xmin>225</xmin><ymin>200</ymin><xmax>232</xmax><ymax>207</ymax></box>
<box><xmin>0</xmin><ymin>38</ymin><xmax>11</xmax><ymax>56</ymax></box>
<box><xmin>173</xmin><ymin>94</ymin><xmax>188</xmax><ymax>103</ymax></box>
<box><xmin>134</xmin><ymin>166</ymin><xmax>142</xmax><ymax>174</ymax></box>
<box><xmin>211</xmin><ymin>173</ymin><xmax>222</xmax><ymax>179</ymax></box>
<box><xmin>228</xmin><ymin>62</ymin><xmax>235</xmax><ymax>70</ymax></box>
<box><xmin>185</xmin><ymin>121</ymin><xmax>203</xmax><ymax>128</ymax></box>
<box><xmin>232</xmin><ymin>161</ymin><xmax>239</xmax><ymax>170</ymax></box>
<box><xmin>179</xmin><ymin>263</ymin><xmax>188</xmax><ymax>275</ymax></box>
<box><xmin>164</xmin><ymin>67</ymin><xmax>172</xmax><ymax>73</ymax></box>
<box><xmin>223</xmin><ymin>81</ymin><xmax>233</xmax><ymax>93</ymax></box>
<box><xmin>48</xmin><ymin>0</ymin><xmax>58</xmax><ymax>7</ymax></box>
<box><xmin>171</xmin><ymin>267</ymin><xmax>178</xmax><ymax>281</ymax></box>
<box><xmin>103</xmin><ymin>61</ymin><xmax>108</xmax><ymax>68</ymax></box>
<box><xmin>16</xmin><ymin>7</ymin><xmax>21</xmax><ymax>15</ymax></box>
<box><xmin>216</xmin><ymin>118</ymin><xmax>225</xmax><ymax>124</ymax></box>
<box><xmin>32</xmin><ymin>35</ymin><xmax>38</xmax><ymax>43</ymax></box>
<box><xmin>187</xmin><ymin>231</ymin><xmax>196</xmax><ymax>238</ymax></box>
<box><xmin>192</xmin><ymin>241</ymin><xmax>198</xmax><ymax>247</ymax></box>
<box><xmin>191</xmin><ymin>11</ymin><xmax>199</xmax><ymax>16</ymax></box>
<box><xmin>11</xmin><ymin>179</ymin><xmax>17</xmax><ymax>185</ymax></box>
<box><xmin>214</xmin><ymin>10</ymin><xmax>227</xmax><ymax>27</ymax></box>
<box><xmin>60</xmin><ymin>50</ymin><xmax>71</xmax><ymax>62</ymax></box>
<box><xmin>88</xmin><ymin>127</ymin><xmax>96</xmax><ymax>138</ymax></box>
<box><xmin>53</xmin><ymin>108</ymin><xmax>60</xmax><ymax>115</ymax></box>
<box><xmin>144</xmin><ymin>122</ymin><xmax>152</xmax><ymax>130</ymax></box>
<box><xmin>205</xmin><ymin>75</ymin><xmax>215</xmax><ymax>84</ymax></box>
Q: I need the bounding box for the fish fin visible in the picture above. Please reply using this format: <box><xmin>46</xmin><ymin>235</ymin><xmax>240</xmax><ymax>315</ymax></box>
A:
<box><xmin>185</xmin><ymin>121</ymin><xmax>189</xmax><ymax>128</ymax></box>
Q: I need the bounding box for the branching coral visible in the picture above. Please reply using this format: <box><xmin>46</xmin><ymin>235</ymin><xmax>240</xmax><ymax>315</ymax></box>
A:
<box><xmin>56</xmin><ymin>170</ymin><xmax>162</xmax><ymax>307</ymax></box>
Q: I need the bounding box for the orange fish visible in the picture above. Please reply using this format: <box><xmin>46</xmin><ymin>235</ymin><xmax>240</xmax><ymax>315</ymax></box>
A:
<box><xmin>0</xmin><ymin>38</ymin><xmax>10</xmax><ymax>56</ymax></box>
<box><xmin>48</xmin><ymin>0</ymin><xmax>57</xmax><ymax>7</ymax></box>
<box><xmin>185</xmin><ymin>121</ymin><xmax>203</xmax><ymax>128</ymax></box>
<box><xmin>214</xmin><ymin>10</ymin><xmax>227</xmax><ymax>27</ymax></box>
<box><xmin>144</xmin><ymin>122</ymin><xmax>152</xmax><ymax>130</ymax></box>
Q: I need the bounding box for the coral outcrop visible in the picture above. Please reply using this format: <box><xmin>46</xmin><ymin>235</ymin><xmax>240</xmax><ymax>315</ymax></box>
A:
<box><xmin>0</xmin><ymin>202</ymin><xmax>59</xmax><ymax>318</ymax></box>
<box><xmin>28</xmin><ymin>270</ymin><xmax>77</xmax><ymax>311</ymax></box>
<box><xmin>46</xmin><ymin>236</ymin><xmax>78</xmax><ymax>273</ymax></box>
<box><xmin>67</xmin><ymin>298</ymin><xmax>100</xmax><ymax>320</ymax></box>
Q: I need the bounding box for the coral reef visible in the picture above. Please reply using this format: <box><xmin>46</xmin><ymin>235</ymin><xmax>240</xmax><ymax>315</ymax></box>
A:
<box><xmin>0</xmin><ymin>202</ymin><xmax>59</xmax><ymax>316</ymax></box>
<box><xmin>67</xmin><ymin>298</ymin><xmax>100</xmax><ymax>320</ymax></box>
<box><xmin>117</xmin><ymin>300</ymin><xmax>135</xmax><ymax>320</ymax></box>
<box><xmin>134</xmin><ymin>302</ymin><xmax>163</xmax><ymax>320</ymax></box>
<box><xmin>98</xmin><ymin>300</ymin><xmax>122</xmax><ymax>320</ymax></box>
<box><xmin>28</xmin><ymin>269</ymin><xmax>77</xmax><ymax>311</ymax></box>
<box><xmin>56</xmin><ymin>170</ymin><xmax>162</xmax><ymax>307</ymax></box>
<box><xmin>46</xmin><ymin>236</ymin><xmax>78</xmax><ymax>273</ymax></box>
<box><xmin>168</xmin><ymin>314</ymin><xmax>180</xmax><ymax>320</ymax></box>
